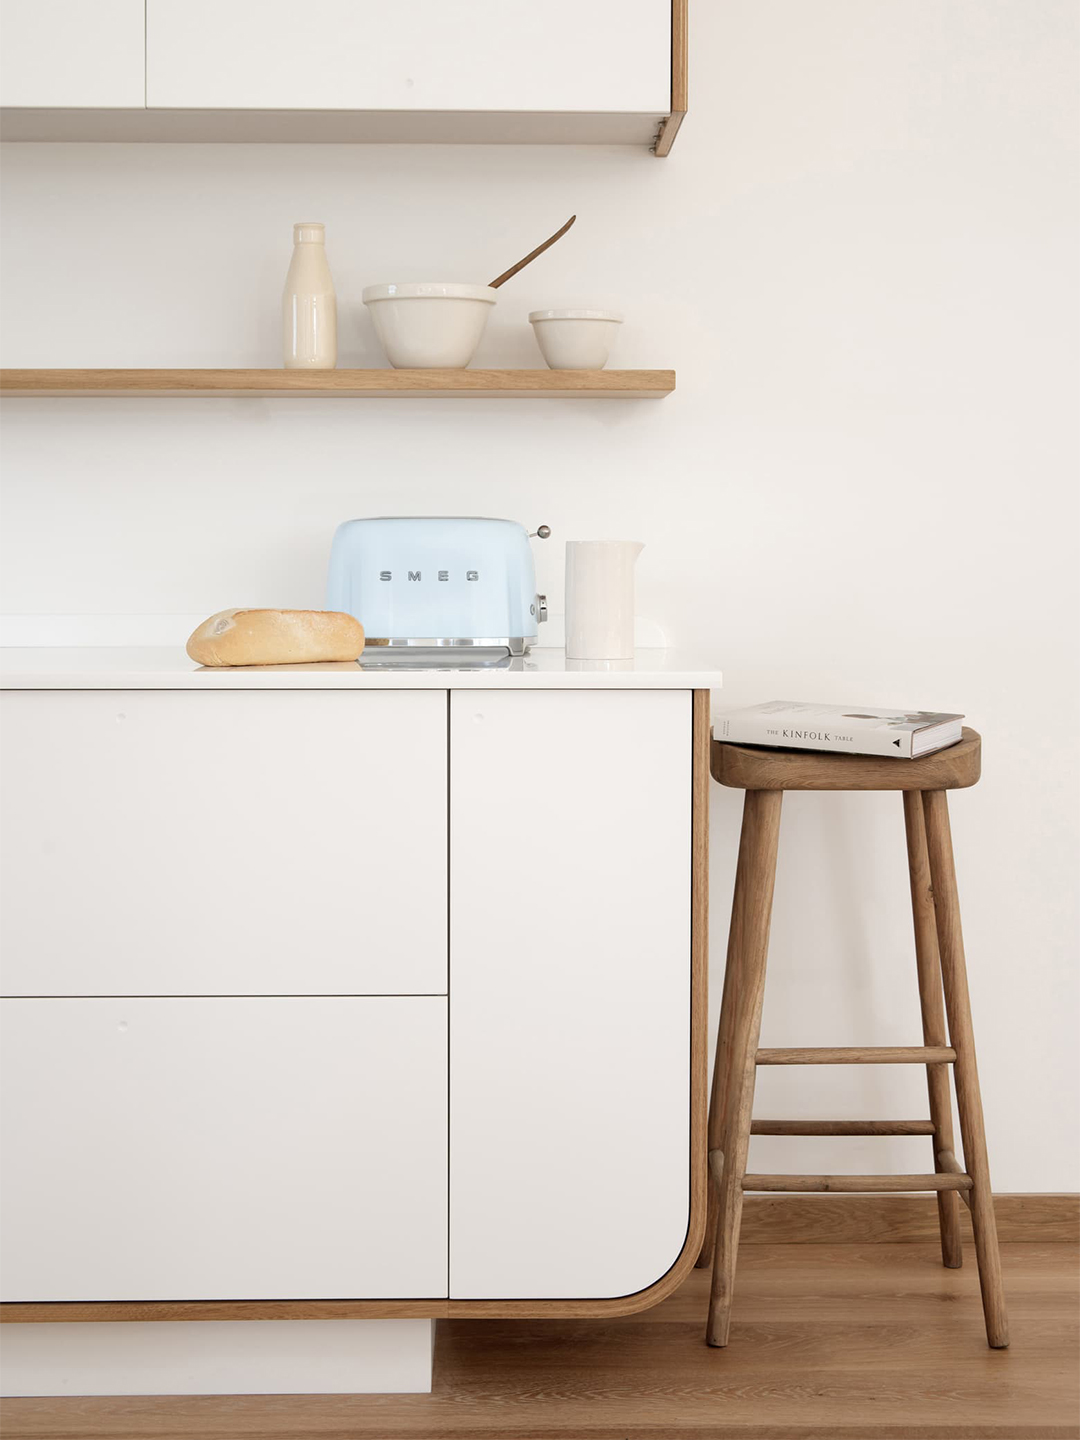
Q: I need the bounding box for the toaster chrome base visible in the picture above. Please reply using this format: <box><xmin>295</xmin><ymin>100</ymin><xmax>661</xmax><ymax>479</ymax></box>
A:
<box><xmin>365</xmin><ymin>636</ymin><xmax>531</xmax><ymax>658</ymax></box>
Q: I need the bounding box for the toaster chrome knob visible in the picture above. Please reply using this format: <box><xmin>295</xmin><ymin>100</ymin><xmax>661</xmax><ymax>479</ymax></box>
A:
<box><xmin>537</xmin><ymin>594</ymin><xmax>548</xmax><ymax>623</ymax></box>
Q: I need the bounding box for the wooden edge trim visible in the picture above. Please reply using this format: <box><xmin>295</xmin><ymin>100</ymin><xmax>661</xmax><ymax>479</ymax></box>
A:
<box><xmin>653</xmin><ymin>0</ymin><xmax>688</xmax><ymax>156</ymax></box>
<box><xmin>0</xmin><ymin>1300</ymin><xmax>454</xmax><ymax>1324</ymax></box>
<box><xmin>652</xmin><ymin>110</ymin><xmax>685</xmax><ymax>157</ymax></box>
<box><xmin>670</xmin><ymin>0</ymin><xmax>689</xmax><ymax>111</ymax></box>
<box><xmin>0</xmin><ymin>690</ymin><xmax>712</xmax><ymax>1326</ymax></box>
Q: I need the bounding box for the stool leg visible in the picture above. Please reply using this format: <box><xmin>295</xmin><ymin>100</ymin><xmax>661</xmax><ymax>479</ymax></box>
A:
<box><xmin>922</xmin><ymin>789</ymin><xmax>1009</xmax><ymax>1349</ymax></box>
<box><xmin>903</xmin><ymin>790</ymin><xmax>963</xmax><ymax>1269</ymax></box>
<box><xmin>707</xmin><ymin>788</ymin><xmax>783</xmax><ymax>1348</ymax></box>
<box><xmin>696</xmin><ymin>855</ymin><xmax>745</xmax><ymax>1269</ymax></box>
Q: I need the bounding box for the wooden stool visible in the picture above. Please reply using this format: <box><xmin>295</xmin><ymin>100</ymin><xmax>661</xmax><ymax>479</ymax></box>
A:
<box><xmin>698</xmin><ymin>729</ymin><xmax>1008</xmax><ymax>1350</ymax></box>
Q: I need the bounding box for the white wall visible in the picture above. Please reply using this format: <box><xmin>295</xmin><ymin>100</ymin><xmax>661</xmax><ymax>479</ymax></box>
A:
<box><xmin>1</xmin><ymin>1</ymin><xmax>1077</xmax><ymax>1188</ymax></box>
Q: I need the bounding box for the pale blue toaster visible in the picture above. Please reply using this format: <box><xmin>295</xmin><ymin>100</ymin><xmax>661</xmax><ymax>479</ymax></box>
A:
<box><xmin>327</xmin><ymin>516</ymin><xmax>549</xmax><ymax>657</ymax></box>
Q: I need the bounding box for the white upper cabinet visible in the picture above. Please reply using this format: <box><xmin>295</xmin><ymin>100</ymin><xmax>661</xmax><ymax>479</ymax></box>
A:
<box><xmin>1</xmin><ymin>0</ymin><xmax>683</xmax><ymax>148</ymax></box>
<box><xmin>145</xmin><ymin>0</ymin><xmax>671</xmax><ymax>113</ymax></box>
<box><xmin>0</xmin><ymin>0</ymin><xmax>144</xmax><ymax>108</ymax></box>
<box><xmin>0</xmin><ymin>690</ymin><xmax>448</xmax><ymax>997</ymax></box>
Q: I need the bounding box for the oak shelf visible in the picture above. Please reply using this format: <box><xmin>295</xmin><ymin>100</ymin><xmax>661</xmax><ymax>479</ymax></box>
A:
<box><xmin>0</xmin><ymin>369</ymin><xmax>675</xmax><ymax>400</ymax></box>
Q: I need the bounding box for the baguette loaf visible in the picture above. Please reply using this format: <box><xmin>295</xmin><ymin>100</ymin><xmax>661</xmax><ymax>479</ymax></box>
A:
<box><xmin>186</xmin><ymin>609</ymin><xmax>365</xmax><ymax>666</ymax></box>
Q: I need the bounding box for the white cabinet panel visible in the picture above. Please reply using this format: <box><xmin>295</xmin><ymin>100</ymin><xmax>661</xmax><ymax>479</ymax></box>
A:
<box><xmin>0</xmin><ymin>997</ymin><xmax>448</xmax><ymax>1300</ymax></box>
<box><xmin>0</xmin><ymin>691</ymin><xmax>447</xmax><ymax>996</ymax></box>
<box><xmin>146</xmin><ymin>0</ymin><xmax>670</xmax><ymax>114</ymax></box>
<box><xmin>0</xmin><ymin>0</ymin><xmax>144</xmax><ymax>108</ymax></box>
<box><xmin>449</xmin><ymin>690</ymin><xmax>691</xmax><ymax>1299</ymax></box>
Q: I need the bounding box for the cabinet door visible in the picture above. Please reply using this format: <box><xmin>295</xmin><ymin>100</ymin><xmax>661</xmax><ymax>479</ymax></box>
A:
<box><xmin>449</xmin><ymin>690</ymin><xmax>691</xmax><ymax>1299</ymax></box>
<box><xmin>0</xmin><ymin>0</ymin><xmax>144</xmax><ymax>108</ymax></box>
<box><xmin>146</xmin><ymin>0</ymin><xmax>670</xmax><ymax>113</ymax></box>
<box><xmin>0</xmin><ymin>997</ymin><xmax>447</xmax><ymax>1301</ymax></box>
<box><xmin>0</xmin><ymin>691</ymin><xmax>447</xmax><ymax>996</ymax></box>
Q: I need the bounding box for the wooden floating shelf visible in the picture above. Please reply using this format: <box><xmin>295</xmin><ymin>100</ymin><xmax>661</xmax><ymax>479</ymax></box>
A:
<box><xmin>0</xmin><ymin>369</ymin><xmax>675</xmax><ymax>400</ymax></box>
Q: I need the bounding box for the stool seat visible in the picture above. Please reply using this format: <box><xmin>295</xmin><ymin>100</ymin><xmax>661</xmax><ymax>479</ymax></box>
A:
<box><xmin>711</xmin><ymin>727</ymin><xmax>980</xmax><ymax>792</ymax></box>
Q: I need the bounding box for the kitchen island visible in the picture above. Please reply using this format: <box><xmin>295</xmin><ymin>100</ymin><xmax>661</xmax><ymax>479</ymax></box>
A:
<box><xmin>0</xmin><ymin>647</ymin><xmax>721</xmax><ymax>1395</ymax></box>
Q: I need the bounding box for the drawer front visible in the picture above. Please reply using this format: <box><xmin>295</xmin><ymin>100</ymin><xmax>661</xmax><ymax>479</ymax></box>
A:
<box><xmin>0</xmin><ymin>691</ymin><xmax>447</xmax><ymax>996</ymax></box>
<box><xmin>449</xmin><ymin>690</ymin><xmax>692</xmax><ymax>1299</ymax></box>
<box><xmin>0</xmin><ymin>997</ymin><xmax>448</xmax><ymax>1301</ymax></box>
<box><xmin>146</xmin><ymin>0</ymin><xmax>671</xmax><ymax>114</ymax></box>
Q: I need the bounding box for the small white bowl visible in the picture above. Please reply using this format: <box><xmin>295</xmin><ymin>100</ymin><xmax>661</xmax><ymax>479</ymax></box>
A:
<box><xmin>529</xmin><ymin>308</ymin><xmax>624</xmax><ymax>370</ymax></box>
<box><xmin>362</xmin><ymin>282</ymin><xmax>497</xmax><ymax>369</ymax></box>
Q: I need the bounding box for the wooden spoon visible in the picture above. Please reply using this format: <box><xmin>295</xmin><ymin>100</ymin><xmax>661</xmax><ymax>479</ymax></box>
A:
<box><xmin>488</xmin><ymin>215</ymin><xmax>576</xmax><ymax>289</ymax></box>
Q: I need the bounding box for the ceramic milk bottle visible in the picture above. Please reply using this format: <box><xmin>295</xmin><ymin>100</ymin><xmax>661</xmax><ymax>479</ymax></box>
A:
<box><xmin>283</xmin><ymin>222</ymin><xmax>337</xmax><ymax>369</ymax></box>
<box><xmin>565</xmin><ymin>541</ymin><xmax>644</xmax><ymax>661</ymax></box>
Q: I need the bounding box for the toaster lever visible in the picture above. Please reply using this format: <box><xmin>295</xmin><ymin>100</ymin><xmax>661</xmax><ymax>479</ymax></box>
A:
<box><xmin>529</xmin><ymin>525</ymin><xmax>552</xmax><ymax>540</ymax></box>
<box><xmin>537</xmin><ymin>594</ymin><xmax>548</xmax><ymax>623</ymax></box>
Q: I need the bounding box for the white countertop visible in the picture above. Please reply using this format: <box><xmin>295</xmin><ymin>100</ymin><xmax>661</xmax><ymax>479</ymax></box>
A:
<box><xmin>0</xmin><ymin>647</ymin><xmax>723</xmax><ymax>691</ymax></box>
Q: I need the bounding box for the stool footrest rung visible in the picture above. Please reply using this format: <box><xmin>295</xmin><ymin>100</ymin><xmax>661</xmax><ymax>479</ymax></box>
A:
<box><xmin>756</xmin><ymin>1046</ymin><xmax>956</xmax><ymax>1065</ymax></box>
<box><xmin>750</xmin><ymin>1119</ymin><xmax>935</xmax><ymax>1136</ymax></box>
<box><xmin>742</xmin><ymin>1172</ymin><xmax>974</xmax><ymax>1193</ymax></box>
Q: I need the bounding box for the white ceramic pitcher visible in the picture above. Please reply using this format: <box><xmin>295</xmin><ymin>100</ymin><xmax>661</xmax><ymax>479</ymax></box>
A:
<box><xmin>565</xmin><ymin>540</ymin><xmax>644</xmax><ymax>661</ymax></box>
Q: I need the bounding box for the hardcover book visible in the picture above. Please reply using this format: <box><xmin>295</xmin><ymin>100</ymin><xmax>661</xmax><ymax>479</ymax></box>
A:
<box><xmin>714</xmin><ymin>701</ymin><xmax>965</xmax><ymax>758</ymax></box>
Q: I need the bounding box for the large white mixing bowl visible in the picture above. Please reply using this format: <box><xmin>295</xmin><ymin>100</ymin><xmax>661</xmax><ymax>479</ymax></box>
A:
<box><xmin>362</xmin><ymin>282</ymin><xmax>497</xmax><ymax>369</ymax></box>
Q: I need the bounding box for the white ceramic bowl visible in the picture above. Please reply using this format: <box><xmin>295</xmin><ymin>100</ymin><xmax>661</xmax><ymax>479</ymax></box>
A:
<box><xmin>529</xmin><ymin>308</ymin><xmax>624</xmax><ymax>370</ymax></box>
<box><xmin>362</xmin><ymin>282</ymin><xmax>497</xmax><ymax>369</ymax></box>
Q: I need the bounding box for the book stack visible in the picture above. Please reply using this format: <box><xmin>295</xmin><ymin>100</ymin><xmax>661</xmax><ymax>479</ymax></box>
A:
<box><xmin>714</xmin><ymin>701</ymin><xmax>964</xmax><ymax>759</ymax></box>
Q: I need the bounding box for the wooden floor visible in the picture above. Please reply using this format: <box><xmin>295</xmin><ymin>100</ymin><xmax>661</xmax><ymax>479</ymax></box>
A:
<box><xmin>3</xmin><ymin>1242</ymin><xmax>1077</xmax><ymax>1440</ymax></box>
